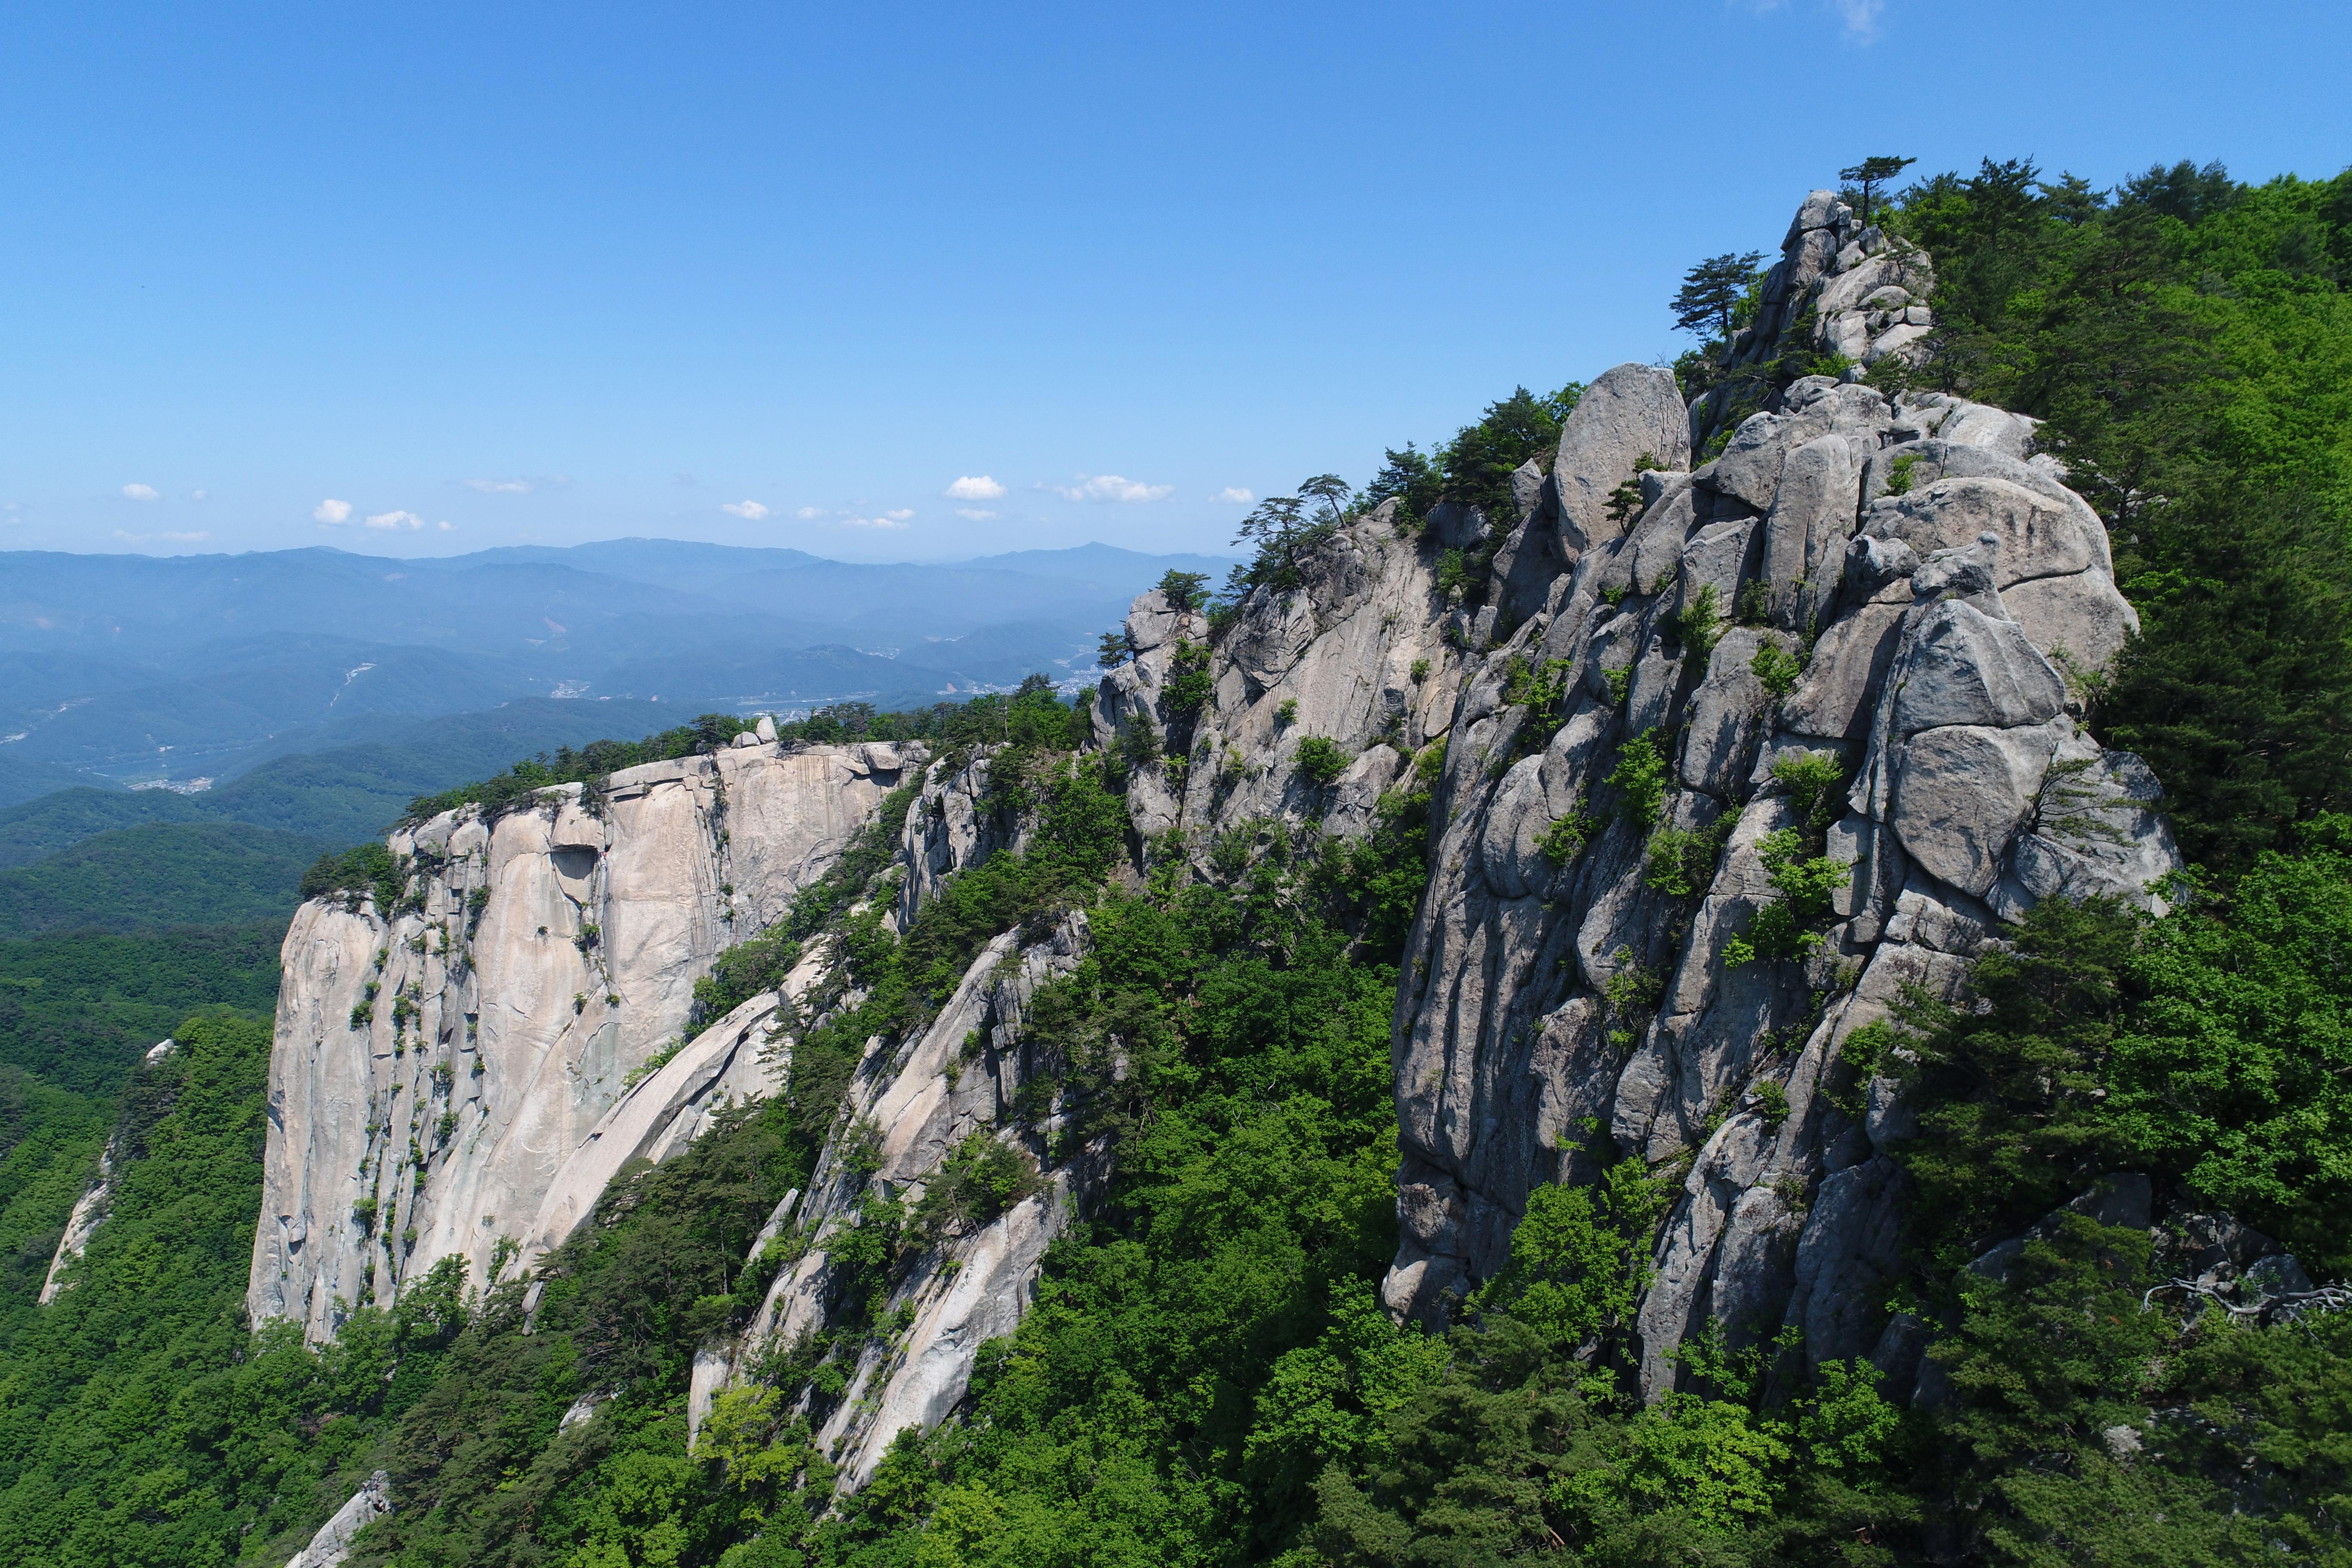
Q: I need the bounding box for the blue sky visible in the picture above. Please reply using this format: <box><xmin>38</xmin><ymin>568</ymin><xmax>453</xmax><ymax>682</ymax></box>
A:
<box><xmin>4</xmin><ymin>0</ymin><xmax>2345</xmax><ymax>563</ymax></box>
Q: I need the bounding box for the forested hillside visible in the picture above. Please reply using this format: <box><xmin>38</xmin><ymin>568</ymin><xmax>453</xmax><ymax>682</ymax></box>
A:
<box><xmin>0</xmin><ymin>156</ymin><xmax>2347</xmax><ymax>1568</ymax></box>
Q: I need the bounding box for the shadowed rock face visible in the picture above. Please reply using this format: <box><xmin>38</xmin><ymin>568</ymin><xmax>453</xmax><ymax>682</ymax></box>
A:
<box><xmin>1373</xmin><ymin>194</ymin><xmax>2170</xmax><ymax>1406</ymax></box>
<box><xmin>247</xmin><ymin>742</ymin><xmax>917</xmax><ymax>1342</ymax></box>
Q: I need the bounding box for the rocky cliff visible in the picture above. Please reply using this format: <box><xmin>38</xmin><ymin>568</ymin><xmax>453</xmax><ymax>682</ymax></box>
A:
<box><xmin>1372</xmin><ymin>195</ymin><xmax>2172</xmax><ymax>1403</ymax></box>
<box><xmin>249</xmin><ymin>741</ymin><xmax>917</xmax><ymax>1340</ymax></box>
<box><xmin>248</xmin><ymin>189</ymin><xmax>2185</xmax><ymax>1490</ymax></box>
<box><xmin>1082</xmin><ymin>187</ymin><xmax>2174</xmax><ymax>1407</ymax></box>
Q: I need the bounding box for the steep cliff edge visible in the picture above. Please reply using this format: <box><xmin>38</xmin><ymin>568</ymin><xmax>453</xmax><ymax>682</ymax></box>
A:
<box><xmin>249</xmin><ymin>741</ymin><xmax>918</xmax><ymax>1340</ymax></box>
<box><xmin>241</xmin><ymin>190</ymin><xmax>2191</xmax><ymax>1506</ymax></box>
<box><xmin>1065</xmin><ymin>188</ymin><xmax>2176</xmax><ymax>1410</ymax></box>
<box><xmin>1378</xmin><ymin>193</ymin><xmax>2174</xmax><ymax>1403</ymax></box>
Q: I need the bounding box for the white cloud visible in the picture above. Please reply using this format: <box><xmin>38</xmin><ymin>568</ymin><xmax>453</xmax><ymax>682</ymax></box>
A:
<box><xmin>466</xmin><ymin>477</ymin><xmax>533</xmax><ymax>494</ymax></box>
<box><xmin>1210</xmin><ymin>486</ymin><xmax>1255</xmax><ymax>505</ymax></box>
<box><xmin>437</xmin><ymin>520</ymin><xmax>453</xmax><ymax>531</ymax></box>
<box><xmin>121</xmin><ymin>483</ymin><xmax>159</xmax><ymax>501</ymax></box>
<box><xmin>945</xmin><ymin>475</ymin><xmax>1006</xmax><ymax>500</ymax></box>
<box><xmin>956</xmin><ymin>508</ymin><xmax>997</xmax><ymax>521</ymax></box>
<box><xmin>1828</xmin><ymin>0</ymin><xmax>1883</xmax><ymax>37</ymax></box>
<box><xmin>1052</xmin><ymin>474</ymin><xmax>1173</xmax><ymax>503</ymax></box>
<box><xmin>796</xmin><ymin>506</ymin><xmax>824</xmax><ymax>520</ymax></box>
<box><xmin>365</xmin><ymin>509</ymin><xmax>427</xmax><ymax>530</ymax></box>
<box><xmin>192</xmin><ymin>489</ymin><xmax>209</xmax><ymax>502</ymax></box>
<box><xmin>313</xmin><ymin>498</ymin><xmax>352</xmax><ymax>524</ymax></box>
<box><xmin>721</xmin><ymin>500</ymin><xmax>772</xmax><ymax>520</ymax></box>
<box><xmin>841</xmin><ymin>514</ymin><xmax>910</xmax><ymax>529</ymax></box>
<box><xmin>882</xmin><ymin>508</ymin><xmax>914</xmax><ymax>521</ymax></box>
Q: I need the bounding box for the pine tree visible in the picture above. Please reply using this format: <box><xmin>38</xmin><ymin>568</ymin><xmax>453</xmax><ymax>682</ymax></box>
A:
<box><xmin>1670</xmin><ymin>251</ymin><xmax>1764</xmax><ymax>343</ymax></box>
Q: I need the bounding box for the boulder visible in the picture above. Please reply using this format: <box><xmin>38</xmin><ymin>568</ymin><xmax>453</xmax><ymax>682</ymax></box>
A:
<box><xmin>1759</xmin><ymin>433</ymin><xmax>1866</xmax><ymax>631</ymax></box>
<box><xmin>1779</xmin><ymin>604</ymin><xmax>1904</xmax><ymax>743</ymax></box>
<box><xmin>287</xmin><ymin>1471</ymin><xmax>392</xmax><ymax>1568</ymax></box>
<box><xmin>1888</xmin><ymin>719</ymin><xmax>2067</xmax><ymax>897</ymax></box>
<box><xmin>1554</xmin><ymin>364</ymin><xmax>1693</xmax><ymax>554</ymax></box>
<box><xmin>1884</xmin><ymin>600</ymin><xmax>2068</xmax><ymax>738</ymax></box>
<box><xmin>1858</xmin><ymin>475</ymin><xmax>2108</xmax><ymax>589</ymax></box>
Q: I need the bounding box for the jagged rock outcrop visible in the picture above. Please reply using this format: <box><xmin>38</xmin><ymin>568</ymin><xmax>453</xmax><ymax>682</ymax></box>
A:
<box><xmin>1096</xmin><ymin>500</ymin><xmax>1476</xmax><ymax>857</ymax></box>
<box><xmin>38</xmin><ymin>1036</ymin><xmax>174</xmax><ymax>1305</ymax></box>
<box><xmin>239</xmin><ymin>187</ymin><xmax>2189</xmax><ymax>1503</ymax></box>
<box><xmin>248</xmin><ymin>743</ymin><xmax>917</xmax><ymax>1341</ymax></box>
<box><xmin>285</xmin><ymin>1470</ymin><xmax>391</xmax><ymax>1568</ymax></box>
<box><xmin>689</xmin><ymin>912</ymin><xmax>1101</xmax><ymax>1487</ymax></box>
<box><xmin>1375</xmin><ymin>192</ymin><xmax>2174</xmax><ymax>1402</ymax></box>
<box><xmin>1690</xmin><ymin>189</ymin><xmax>1939</xmax><ymax>451</ymax></box>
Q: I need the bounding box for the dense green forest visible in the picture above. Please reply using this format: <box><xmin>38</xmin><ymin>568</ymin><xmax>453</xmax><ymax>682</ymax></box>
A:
<box><xmin>1</xmin><ymin>155</ymin><xmax>2348</xmax><ymax>1567</ymax></box>
<box><xmin>0</xmin><ymin>824</ymin><xmax>331</xmax><ymax>940</ymax></box>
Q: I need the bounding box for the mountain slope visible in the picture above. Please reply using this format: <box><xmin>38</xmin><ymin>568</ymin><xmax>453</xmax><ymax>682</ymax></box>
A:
<box><xmin>0</xmin><ymin>824</ymin><xmax>330</xmax><ymax>939</ymax></box>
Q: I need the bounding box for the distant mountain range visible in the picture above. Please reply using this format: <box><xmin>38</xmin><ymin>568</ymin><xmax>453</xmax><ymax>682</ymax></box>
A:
<box><xmin>0</xmin><ymin>537</ymin><xmax>1230</xmax><ymax>790</ymax></box>
<box><xmin>0</xmin><ymin>538</ymin><xmax>1231</xmax><ymax>904</ymax></box>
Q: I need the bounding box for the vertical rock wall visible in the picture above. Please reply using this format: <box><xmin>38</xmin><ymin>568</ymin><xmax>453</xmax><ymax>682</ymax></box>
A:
<box><xmin>1378</xmin><ymin>192</ymin><xmax>2175</xmax><ymax>1403</ymax></box>
<box><xmin>247</xmin><ymin>741</ymin><xmax>917</xmax><ymax>1340</ymax></box>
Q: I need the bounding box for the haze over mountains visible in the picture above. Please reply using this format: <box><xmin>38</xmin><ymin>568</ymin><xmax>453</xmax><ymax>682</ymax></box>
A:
<box><xmin>0</xmin><ymin>537</ymin><xmax>1229</xmax><ymax>928</ymax></box>
<box><xmin>0</xmin><ymin>537</ymin><xmax>1229</xmax><ymax>797</ymax></box>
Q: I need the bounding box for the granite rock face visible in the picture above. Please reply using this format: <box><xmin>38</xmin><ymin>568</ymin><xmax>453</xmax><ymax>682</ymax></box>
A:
<box><xmin>1369</xmin><ymin>190</ymin><xmax>2171</xmax><ymax>1401</ymax></box>
<box><xmin>248</xmin><ymin>743</ymin><xmax>918</xmax><ymax>1341</ymax></box>
<box><xmin>245</xmin><ymin>188</ymin><xmax>2185</xmax><ymax>1494</ymax></box>
<box><xmin>285</xmin><ymin>1470</ymin><xmax>392</xmax><ymax>1568</ymax></box>
<box><xmin>690</xmin><ymin>914</ymin><xmax>1103</xmax><ymax>1487</ymax></box>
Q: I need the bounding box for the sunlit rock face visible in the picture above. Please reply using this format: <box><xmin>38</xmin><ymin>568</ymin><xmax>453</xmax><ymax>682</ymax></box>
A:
<box><xmin>248</xmin><ymin>742</ymin><xmax>917</xmax><ymax>1341</ymax></box>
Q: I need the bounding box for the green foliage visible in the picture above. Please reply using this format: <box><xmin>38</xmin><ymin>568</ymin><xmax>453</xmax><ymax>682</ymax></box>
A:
<box><xmin>1234</xmin><ymin>493</ymin><xmax>1327</xmax><ymax>593</ymax></box>
<box><xmin>403</xmin><ymin>683</ymin><xmax>1092</xmax><ymax>825</ymax></box>
<box><xmin>909</xmin><ymin>1131</ymin><xmax>1039</xmax><ymax>1240</ymax></box>
<box><xmin>1162</xmin><ymin>636</ymin><xmax>1215</xmax><ymax>719</ymax></box>
<box><xmin>1604</xmin><ymin>663</ymin><xmax>1633</xmax><ymax>708</ymax></box>
<box><xmin>1721</xmin><ymin>829</ymin><xmax>1847</xmax><ymax>969</ymax></box>
<box><xmin>1433</xmin><ymin>545</ymin><xmax>1472</xmax><ymax>600</ymax></box>
<box><xmin>1156</xmin><ymin>569</ymin><xmax>1212</xmax><ymax>613</ymax></box>
<box><xmin>2098</xmin><ymin>485</ymin><xmax>2352</xmax><ymax>869</ymax></box>
<box><xmin>0</xmin><ymin>822</ymin><xmax>331</xmax><ymax>939</ymax></box>
<box><xmin>1362</xmin><ymin>444</ymin><xmax>1443</xmax><ymax>527</ymax></box>
<box><xmin>1895</xmin><ymin>846</ymin><xmax>2352</xmax><ymax>1278</ymax></box>
<box><xmin>1669</xmin><ymin>582</ymin><xmax>1724</xmax><ymax>665</ymax></box>
<box><xmin>1294</xmin><ymin>735</ymin><xmax>1353</xmax><ymax>786</ymax></box>
<box><xmin>1501</xmin><ymin>655</ymin><xmax>1574</xmax><ymax>718</ymax></box>
<box><xmin>0</xmin><ymin>1014</ymin><xmax>335</xmax><ymax>1568</ymax></box>
<box><xmin>621</xmin><ymin>1037</ymin><xmax>686</xmax><ymax>1090</ymax></box>
<box><xmin>1473</xmin><ymin>1161</ymin><xmax>1665</xmax><ymax>1344</ymax></box>
<box><xmin>1605</xmin><ymin>729</ymin><xmax>1669</xmax><ymax>830</ymax></box>
<box><xmin>1536</xmin><ymin>808</ymin><xmax>1597</xmax><ymax>867</ymax></box>
<box><xmin>692</xmin><ymin>925</ymin><xmax>802</xmax><ymax>1023</ymax></box>
<box><xmin>1879</xmin><ymin>159</ymin><xmax>2352</xmax><ymax>873</ymax></box>
<box><xmin>1749</xmin><ymin>638</ymin><xmax>1804</xmax><ymax>698</ymax></box>
<box><xmin>1672</xmin><ymin>250</ymin><xmax>1768</xmax><ymax>343</ymax></box>
<box><xmin>1839</xmin><ymin>154</ymin><xmax>1916</xmax><ymax>224</ymax></box>
<box><xmin>1643</xmin><ymin>817</ymin><xmax>1730</xmax><ymax>900</ymax></box>
<box><xmin>1883</xmin><ymin>450</ymin><xmax>1921</xmax><ymax>495</ymax></box>
<box><xmin>1602</xmin><ymin>951</ymin><xmax>1666</xmax><ymax>1048</ymax></box>
<box><xmin>1769</xmin><ymin>750</ymin><xmax>1849</xmax><ymax>829</ymax></box>
<box><xmin>1114</xmin><ymin>713</ymin><xmax>1162</xmax><ymax>773</ymax></box>
<box><xmin>1439</xmin><ymin>384</ymin><xmax>1584</xmax><ymax>521</ymax></box>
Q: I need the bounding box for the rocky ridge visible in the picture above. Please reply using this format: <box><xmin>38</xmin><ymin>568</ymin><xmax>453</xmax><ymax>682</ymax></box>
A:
<box><xmin>242</xmin><ymin>190</ymin><xmax>2193</xmax><ymax>1506</ymax></box>
<box><xmin>1372</xmin><ymin>194</ymin><xmax>2173</xmax><ymax>1403</ymax></box>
